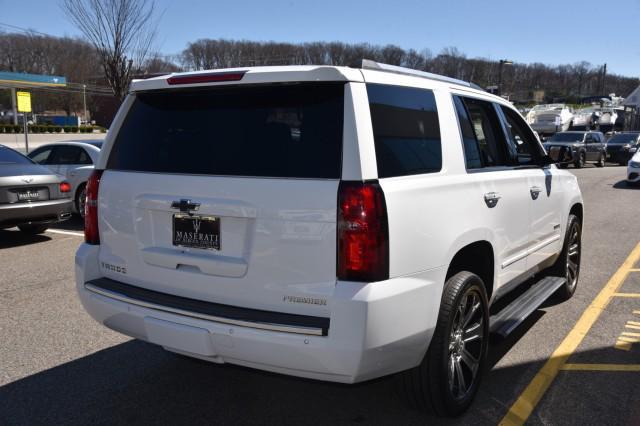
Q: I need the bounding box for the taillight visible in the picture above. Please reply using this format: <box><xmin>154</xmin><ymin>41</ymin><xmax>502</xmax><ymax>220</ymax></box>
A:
<box><xmin>337</xmin><ymin>181</ymin><xmax>389</xmax><ymax>282</ymax></box>
<box><xmin>167</xmin><ymin>71</ymin><xmax>246</xmax><ymax>85</ymax></box>
<box><xmin>59</xmin><ymin>182</ymin><xmax>71</xmax><ymax>193</ymax></box>
<box><xmin>84</xmin><ymin>170</ymin><xmax>104</xmax><ymax>245</ymax></box>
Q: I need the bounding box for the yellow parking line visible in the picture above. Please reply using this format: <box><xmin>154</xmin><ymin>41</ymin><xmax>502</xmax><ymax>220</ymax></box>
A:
<box><xmin>613</xmin><ymin>293</ymin><xmax>640</xmax><ymax>298</ymax></box>
<box><xmin>622</xmin><ymin>331</ymin><xmax>640</xmax><ymax>337</ymax></box>
<box><xmin>615</xmin><ymin>341</ymin><xmax>632</xmax><ymax>351</ymax></box>
<box><xmin>618</xmin><ymin>335</ymin><xmax>640</xmax><ymax>343</ymax></box>
<box><xmin>634</xmin><ymin>310</ymin><xmax>640</xmax><ymax>315</ymax></box>
<box><xmin>629</xmin><ymin>269</ymin><xmax>640</xmax><ymax>272</ymax></box>
<box><xmin>499</xmin><ymin>241</ymin><xmax>640</xmax><ymax>426</ymax></box>
<box><xmin>561</xmin><ymin>363</ymin><xmax>640</xmax><ymax>372</ymax></box>
<box><xmin>626</xmin><ymin>324</ymin><xmax>640</xmax><ymax>330</ymax></box>
<box><xmin>628</xmin><ymin>321</ymin><xmax>640</xmax><ymax>326</ymax></box>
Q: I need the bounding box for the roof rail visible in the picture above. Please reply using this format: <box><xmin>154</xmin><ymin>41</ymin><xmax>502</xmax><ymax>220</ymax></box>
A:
<box><xmin>361</xmin><ymin>59</ymin><xmax>479</xmax><ymax>89</ymax></box>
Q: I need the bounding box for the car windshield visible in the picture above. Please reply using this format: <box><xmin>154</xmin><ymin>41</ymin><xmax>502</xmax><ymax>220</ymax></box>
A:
<box><xmin>608</xmin><ymin>134</ymin><xmax>639</xmax><ymax>144</ymax></box>
<box><xmin>549</xmin><ymin>133</ymin><xmax>584</xmax><ymax>142</ymax></box>
<box><xmin>0</xmin><ymin>146</ymin><xmax>34</xmax><ymax>165</ymax></box>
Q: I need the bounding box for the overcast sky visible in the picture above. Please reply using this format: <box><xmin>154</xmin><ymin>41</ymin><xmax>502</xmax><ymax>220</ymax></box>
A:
<box><xmin>1</xmin><ymin>0</ymin><xmax>638</xmax><ymax>77</ymax></box>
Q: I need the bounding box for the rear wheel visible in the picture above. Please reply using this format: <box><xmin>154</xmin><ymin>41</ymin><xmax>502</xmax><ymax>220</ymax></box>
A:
<box><xmin>398</xmin><ymin>271</ymin><xmax>489</xmax><ymax>416</ymax></box>
<box><xmin>18</xmin><ymin>224</ymin><xmax>48</xmax><ymax>235</ymax></box>
<box><xmin>574</xmin><ymin>152</ymin><xmax>585</xmax><ymax>168</ymax></box>
<box><xmin>549</xmin><ymin>214</ymin><xmax>581</xmax><ymax>300</ymax></box>
<box><xmin>596</xmin><ymin>153</ymin><xmax>605</xmax><ymax>167</ymax></box>
<box><xmin>75</xmin><ymin>184</ymin><xmax>87</xmax><ymax>218</ymax></box>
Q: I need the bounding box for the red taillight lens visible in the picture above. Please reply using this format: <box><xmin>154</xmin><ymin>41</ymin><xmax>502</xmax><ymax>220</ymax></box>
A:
<box><xmin>59</xmin><ymin>181</ymin><xmax>71</xmax><ymax>193</ymax></box>
<box><xmin>167</xmin><ymin>71</ymin><xmax>246</xmax><ymax>85</ymax></box>
<box><xmin>337</xmin><ymin>181</ymin><xmax>389</xmax><ymax>282</ymax></box>
<box><xmin>84</xmin><ymin>170</ymin><xmax>103</xmax><ymax>245</ymax></box>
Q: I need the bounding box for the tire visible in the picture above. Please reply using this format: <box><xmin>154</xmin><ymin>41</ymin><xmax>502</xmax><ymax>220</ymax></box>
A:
<box><xmin>574</xmin><ymin>152</ymin><xmax>585</xmax><ymax>168</ymax></box>
<box><xmin>558</xmin><ymin>163</ymin><xmax>568</xmax><ymax>169</ymax></box>
<box><xmin>595</xmin><ymin>153</ymin><xmax>605</xmax><ymax>167</ymax></box>
<box><xmin>18</xmin><ymin>224</ymin><xmax>48</xmax><ymax>235</ymax></box>
<box><xmin>75</xmin><ymin>184</ymin><xmax>87</xmax><ymax>218</ymax></box>
<box><xmin>549</xmin><ymin>214</ymin><xmax>581</xmax><ymax>300</ymax></box>
<box><xmin>398</xmin><ymin>271</ymin><xmax>489</xmax><ymax>416</ymax></box>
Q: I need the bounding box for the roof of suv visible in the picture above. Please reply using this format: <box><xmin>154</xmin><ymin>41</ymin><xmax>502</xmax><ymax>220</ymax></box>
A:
<box><xmin>130</xmin><ymin>60</ymin><xmax>504</xmax><ymax>104</ymax></box>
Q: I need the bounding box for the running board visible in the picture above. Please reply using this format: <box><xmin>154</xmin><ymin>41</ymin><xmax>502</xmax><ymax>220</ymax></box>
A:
<box><xmin>489</xmin><ymin>276</ymin><xmax>566</xmax><ymax>338</ymax></box>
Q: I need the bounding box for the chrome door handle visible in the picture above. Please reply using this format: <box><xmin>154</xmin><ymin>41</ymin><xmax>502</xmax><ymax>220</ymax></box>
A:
<box><xmin>484</xmin><ymin>192</ymin><xmax>501</xmax><ymax>208</ymax></box>
<box><xmin>530</xmin><ymin>186</ymin><xmax>542</xmax><ymax>200</ymax></box>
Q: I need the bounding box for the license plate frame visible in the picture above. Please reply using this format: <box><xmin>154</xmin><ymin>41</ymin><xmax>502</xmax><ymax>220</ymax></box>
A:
<box><xmin>172</xmin><ymin>214</ymin><xmax>220</xmax><ymax>251</ymax></box>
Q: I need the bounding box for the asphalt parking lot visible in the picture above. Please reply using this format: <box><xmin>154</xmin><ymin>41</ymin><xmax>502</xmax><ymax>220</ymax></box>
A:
<box><xmin>1</xmin><ymin>165</ymin><xmax>639</xmax><ymax>425</ymax></box>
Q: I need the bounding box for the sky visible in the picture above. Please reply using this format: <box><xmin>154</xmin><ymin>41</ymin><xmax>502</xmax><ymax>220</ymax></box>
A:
<box><xmin>0</xmin><ymin>0</ymin><xmax>639</xmax><ymax>77</ymax></box>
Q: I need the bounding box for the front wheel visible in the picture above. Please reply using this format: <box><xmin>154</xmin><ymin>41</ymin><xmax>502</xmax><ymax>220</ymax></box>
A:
<box><xmin>574</xmin><ymin>152</ymin><xmax>585</xmax><ymax>168</ymax></box>
<box><xmin>398</xmin><ymin>271</ymin><xmax>489</xmax><ymax>416</ymax></box>
<box><xmin>549</xmin><ymin>214</ymin><xmax>581</xmax><ymax>300</ymax></box>
<box><xmin>595</xmin><ymin>153</ymin><xmax>605</xmax><ymax>167</ymax></box>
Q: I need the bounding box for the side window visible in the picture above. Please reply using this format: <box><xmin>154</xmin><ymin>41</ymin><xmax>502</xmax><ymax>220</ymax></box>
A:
<box><xmin>499</xmin><ymin>106</ymin><xmax>544</xmax><ymax>166</ymax></box>
<box><xmin>49</xmin><ymin>146</ymin><xmax>81</xmax><ymax>165</ymax></box>
<box><xmin>78</xmin><ymin>149</ymin><xmax>93</xmax><ymax>165</ymax></box>
<box><xmin>457</xmin><ymin>97</ymin><xmax>510</xmax><ymax>168</ymax></box>
<box><xmin>585</xmin><ymin>134</ymin><xmax>595</xmax><ymax>144</ymax></box>
<box><xmin>367</xmin><ymin>84</ymin><xmax>441</xmax><ymax>178</ymax></box>
<box><xmin>453</xmin><ymin>96</ymin><xmax>482</xmax><ymax>169</ymax></box>
<box><xmin>29</xmin><ymin>148</ymin><xmax>53</xmax><ymax>164</ymax></box>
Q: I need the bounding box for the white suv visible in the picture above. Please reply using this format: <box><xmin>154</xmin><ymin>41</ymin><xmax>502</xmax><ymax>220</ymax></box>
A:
<box><xmin>76</xmin><ymin>61</ymin><xmax>583</xmax><ymax>416</ymax></box>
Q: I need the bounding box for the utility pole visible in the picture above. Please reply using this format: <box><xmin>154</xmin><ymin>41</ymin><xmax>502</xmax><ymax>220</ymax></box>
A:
<box><xmin>498</xmin><ymin>59</ymin><xmax>513</xmax><ymax>96</ymax></box>
<box><xmin>601</xmin><ymin>63</ymin><xmax>607</xmax><ymax>94</ymax></box>
<box><xmin>10</xmin><ymin>88</ymin><xmax>18</xmax><ymax>125</ymax></box>
<box><xmin>82</xmin><ymin>84</ymin><xmax>87</xmax><ymax>123</ymax></box>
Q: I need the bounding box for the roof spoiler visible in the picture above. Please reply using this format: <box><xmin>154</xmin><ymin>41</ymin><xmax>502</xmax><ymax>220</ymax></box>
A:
<box><xmin>360</xmin><ymin>59</ymin><xmax>485</xmax><ymax>91</ymax></box>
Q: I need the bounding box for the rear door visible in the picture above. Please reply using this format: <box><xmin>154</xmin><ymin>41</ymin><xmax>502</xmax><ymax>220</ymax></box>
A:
<box><xmin>97</xmin><ymin>82</ymin><xmax>345</xmax><ymax>316</ymax></box>
<box><xmin>48</xmin><ymin>145</ymin><xmax>89</xmax><ymax>177</ymax></box>
<box><xmin>454</xmin><ymin>96</ymin><xmax>531</xmax><ymax>289</ymax></box>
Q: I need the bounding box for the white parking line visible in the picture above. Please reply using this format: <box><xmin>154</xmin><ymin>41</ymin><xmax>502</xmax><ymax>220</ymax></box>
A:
<box><xmin>46</xmin><ymin>229</ymin><xmax>84</xmax><ymax>237</ymax></box>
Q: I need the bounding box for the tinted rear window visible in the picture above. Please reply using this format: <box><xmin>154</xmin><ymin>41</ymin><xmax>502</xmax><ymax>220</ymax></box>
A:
<box><xmin>367</xmin><ymin>84</ymin><xmax>441</xmax><ymax>178</ymax></box>
<box><xmin>0</xmin><ymin>146</ymin><xmax>33</xmax><ymax>165</ymax></box>
<box><xmin>107</xmin><ymin>83</ymin><xmax>344</xmax><ymax>178</ymax></box>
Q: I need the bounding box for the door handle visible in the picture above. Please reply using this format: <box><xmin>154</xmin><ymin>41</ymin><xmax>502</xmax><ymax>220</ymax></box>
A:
<box><xmin>484</xmin><ymin>192</ymin><xmax>501</xmax><ymax>208</ymax></box>
<box><xmin>530</xmin><ymin>186</ymin><xmax>542</xmax><ymax>200</ymax></box>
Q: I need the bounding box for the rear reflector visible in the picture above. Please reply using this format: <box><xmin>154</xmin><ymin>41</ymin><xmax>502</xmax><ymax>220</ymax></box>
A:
<box><xmin>167</xmin><ymin>71</ymin><xmax>246</xmax><ymax>85</ymax></box>
<box><xmin>84</xmin><ymin>170</ymin><xmax>103</xmax><ymax>245</ymax></box>
<box><xmin>337</xmin><ymin>181</ymin><xmax>389</xmax><ymax>282</ymax></box>
<box><xmin>59</xmin><ymin>182</ymin><xmax>71</xmax><ymax>193</ymax></box>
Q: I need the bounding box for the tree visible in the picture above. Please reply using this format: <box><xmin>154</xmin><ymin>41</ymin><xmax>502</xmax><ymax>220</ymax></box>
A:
<box><xmin>61</xmin><ymin>0</ymin><xmax>159</xmax><ymax>100</ymax></box>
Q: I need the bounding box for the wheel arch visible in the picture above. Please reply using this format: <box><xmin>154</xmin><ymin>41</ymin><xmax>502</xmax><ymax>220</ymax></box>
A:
<box><xmin>445</xmin><ymin>240</ymin><xmax>495</xmax><ymax>301</ymax></box>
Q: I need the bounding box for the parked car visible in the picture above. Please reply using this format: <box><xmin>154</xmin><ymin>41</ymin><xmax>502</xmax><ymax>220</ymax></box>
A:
<box><xmin>75</xmin><ymin>62</ymin><xmax>584</xmax><ymax>416</ymax></box>
<box><xmin>543</xmin><ymin>131</ymin><xmax>606</xmax><ymax>168</ymax></box>
<box><xmin>0</xmin><ymin>144</ymin><xmax>73</xmax><ymax>233</ymax></box>
<box><xmin>628</xmin><ymin>151</ymin><xmax>640</xmax><ymax>185</ymax></box>
<box><xmin>570</xmin><ymin>106</ymin><xmax>600</xmax><ymax>130</ymax></box>
<box><xmin>605</xmin><ymin>132</ymin><xmax>640</xmax><ymax>165</ymax></box>
<box><xmin>526</xmin><ymin>104</ymin><xmax>574</xmax><ymax>135</ymax></box>
<box><xmin>28</xmin><ymin>141</ymin><xmax>103</xmax><ymax>217</ymax></box>
<box><xmin>596</xmin><ymin>107</ymin><xmax>619</xmax><ymax>133</ymax></box>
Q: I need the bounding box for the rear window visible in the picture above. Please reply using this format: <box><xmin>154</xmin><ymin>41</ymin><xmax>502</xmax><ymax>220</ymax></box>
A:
<box><xmin>107</xmin><ymin>83</ymin><xmax>344</xmax><ymax>178</ymax></box>
<box><xmin>0</xmin><ymin>146</ymin><xmax>33</xmax><ymax>165</ymax></box>
<box><xmin>367</xmin><ymin>84</ymin><xmax>441</xmax><ymax>178</ymax></box>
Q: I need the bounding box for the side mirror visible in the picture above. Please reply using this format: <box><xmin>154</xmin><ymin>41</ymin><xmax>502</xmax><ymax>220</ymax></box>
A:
<box><xmin>545</xmin><ymin>145</ymin><xmax>573</xmax><ymax>165</ymax></box>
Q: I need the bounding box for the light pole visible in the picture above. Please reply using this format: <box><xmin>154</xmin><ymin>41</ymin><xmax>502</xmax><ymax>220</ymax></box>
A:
<box><xmin>498</xmin><ymin>59</ymin><xmax>513</xmax><ymax>96</ymax></box>
<box><xmin>82</xmin><ymin>84</ymin><xmax>87</xmax><ymax>124</ymax></box>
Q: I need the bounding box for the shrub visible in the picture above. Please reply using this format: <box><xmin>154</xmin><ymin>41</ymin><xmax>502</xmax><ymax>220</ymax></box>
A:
<box><xmin>63</xmin><ymin>125</ymin><xmax>72</xmax><ymax>133</ymax></box>
<box><xmin>53</xmin><ymin>125</ymin><xmax>62</xmax><ymax>133</ymax></box>
<box><xmin>13</xmin><ymin>125</ymin><xmax>22</xmax><ymax>133</ymax></box>
<box><xmin>70</xmin><ymin>126</ymin><xmax>79</xmax><ymax>133</ymax></box>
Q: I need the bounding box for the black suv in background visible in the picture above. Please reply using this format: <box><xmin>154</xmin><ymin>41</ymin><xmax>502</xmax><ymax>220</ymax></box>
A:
<box><xmin>543</xmin><ymin>131</ymin><xmax>606</xmax><ymax>168</ymax></box>
<box><xmin>605</xmin><ymin>132</ymin><xmax>640</xmax><ymax>165</ymax></box>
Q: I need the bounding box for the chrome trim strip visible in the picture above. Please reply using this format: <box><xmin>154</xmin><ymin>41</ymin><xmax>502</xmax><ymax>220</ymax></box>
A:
<box><xmin>84</xmin><ymin>283</ymin><xmax>324</xmax><ymax>336</ymax></box>
<box><xmin>501</xmin><ymin>234</ymin><xmax>562</xmax><ymax>269</ymax></box>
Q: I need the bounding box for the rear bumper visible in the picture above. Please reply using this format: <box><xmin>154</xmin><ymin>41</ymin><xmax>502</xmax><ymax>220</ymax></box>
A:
<box><xmin>75</xmin><ymin>243</ymin><xmax>443</xmax><ymax>383</ymax></box>
<box><xmin>531</xmin><ymin>123</ymin><xmax>560</xmax><ymax>134</ymax></box>
<box><xmin>0</xmin><ymin>198</ymin><xmax>73</xmax><ymax>228</ymax></box>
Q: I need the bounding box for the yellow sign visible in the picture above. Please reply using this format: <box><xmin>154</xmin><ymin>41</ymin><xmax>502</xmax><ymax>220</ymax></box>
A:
<box><xmin>17</xmin><ymin>91</ymin><xmax>32</xmax><ymax>113</ymax></box>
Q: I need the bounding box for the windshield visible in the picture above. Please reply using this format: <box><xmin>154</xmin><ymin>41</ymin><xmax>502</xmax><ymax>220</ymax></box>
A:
<box><xmin>0</xmin><ymin>146</ymin><xmax>34</xmax><ymax>165</ymax></box>
<box><xmin>608</xmin><ymin>133</ymin><xmax>640</xmax><ymax>144</ymax></box>
<box><xmin>549</xmin><ymin>133</ymin><xmax>585</xmax><ymax>142</ymax></box>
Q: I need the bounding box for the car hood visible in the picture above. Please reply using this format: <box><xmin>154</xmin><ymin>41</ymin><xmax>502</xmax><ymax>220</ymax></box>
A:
<box><xmin>631</xmin><ymin>152</ymin><xmax>640</xmax><ymax>163</ymax></box>
<box><xmin>0</xmin><ymin>163</ymin><xmax>59</xmax><ymax>178</ymax></box>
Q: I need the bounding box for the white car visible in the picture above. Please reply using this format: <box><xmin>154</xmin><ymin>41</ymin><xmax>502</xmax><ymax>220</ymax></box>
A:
<box><xmin>526</xmin><ymin>104</ymin><xmax>574</xmax><ymax>135</ymax></box>
<box><xmin>628</xmin><ymin>151</ymin><xmax>640</xmax><ymax>185</ymax></box>
<box><xmin>75</xmin><ymin>61</ymin><xmax>583</xmax><ymax>416</ymax></box>
<box><xmin>28</xmin><ymin>141</ymin><xmax>103</xmax><ymax>217</ymax></box>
